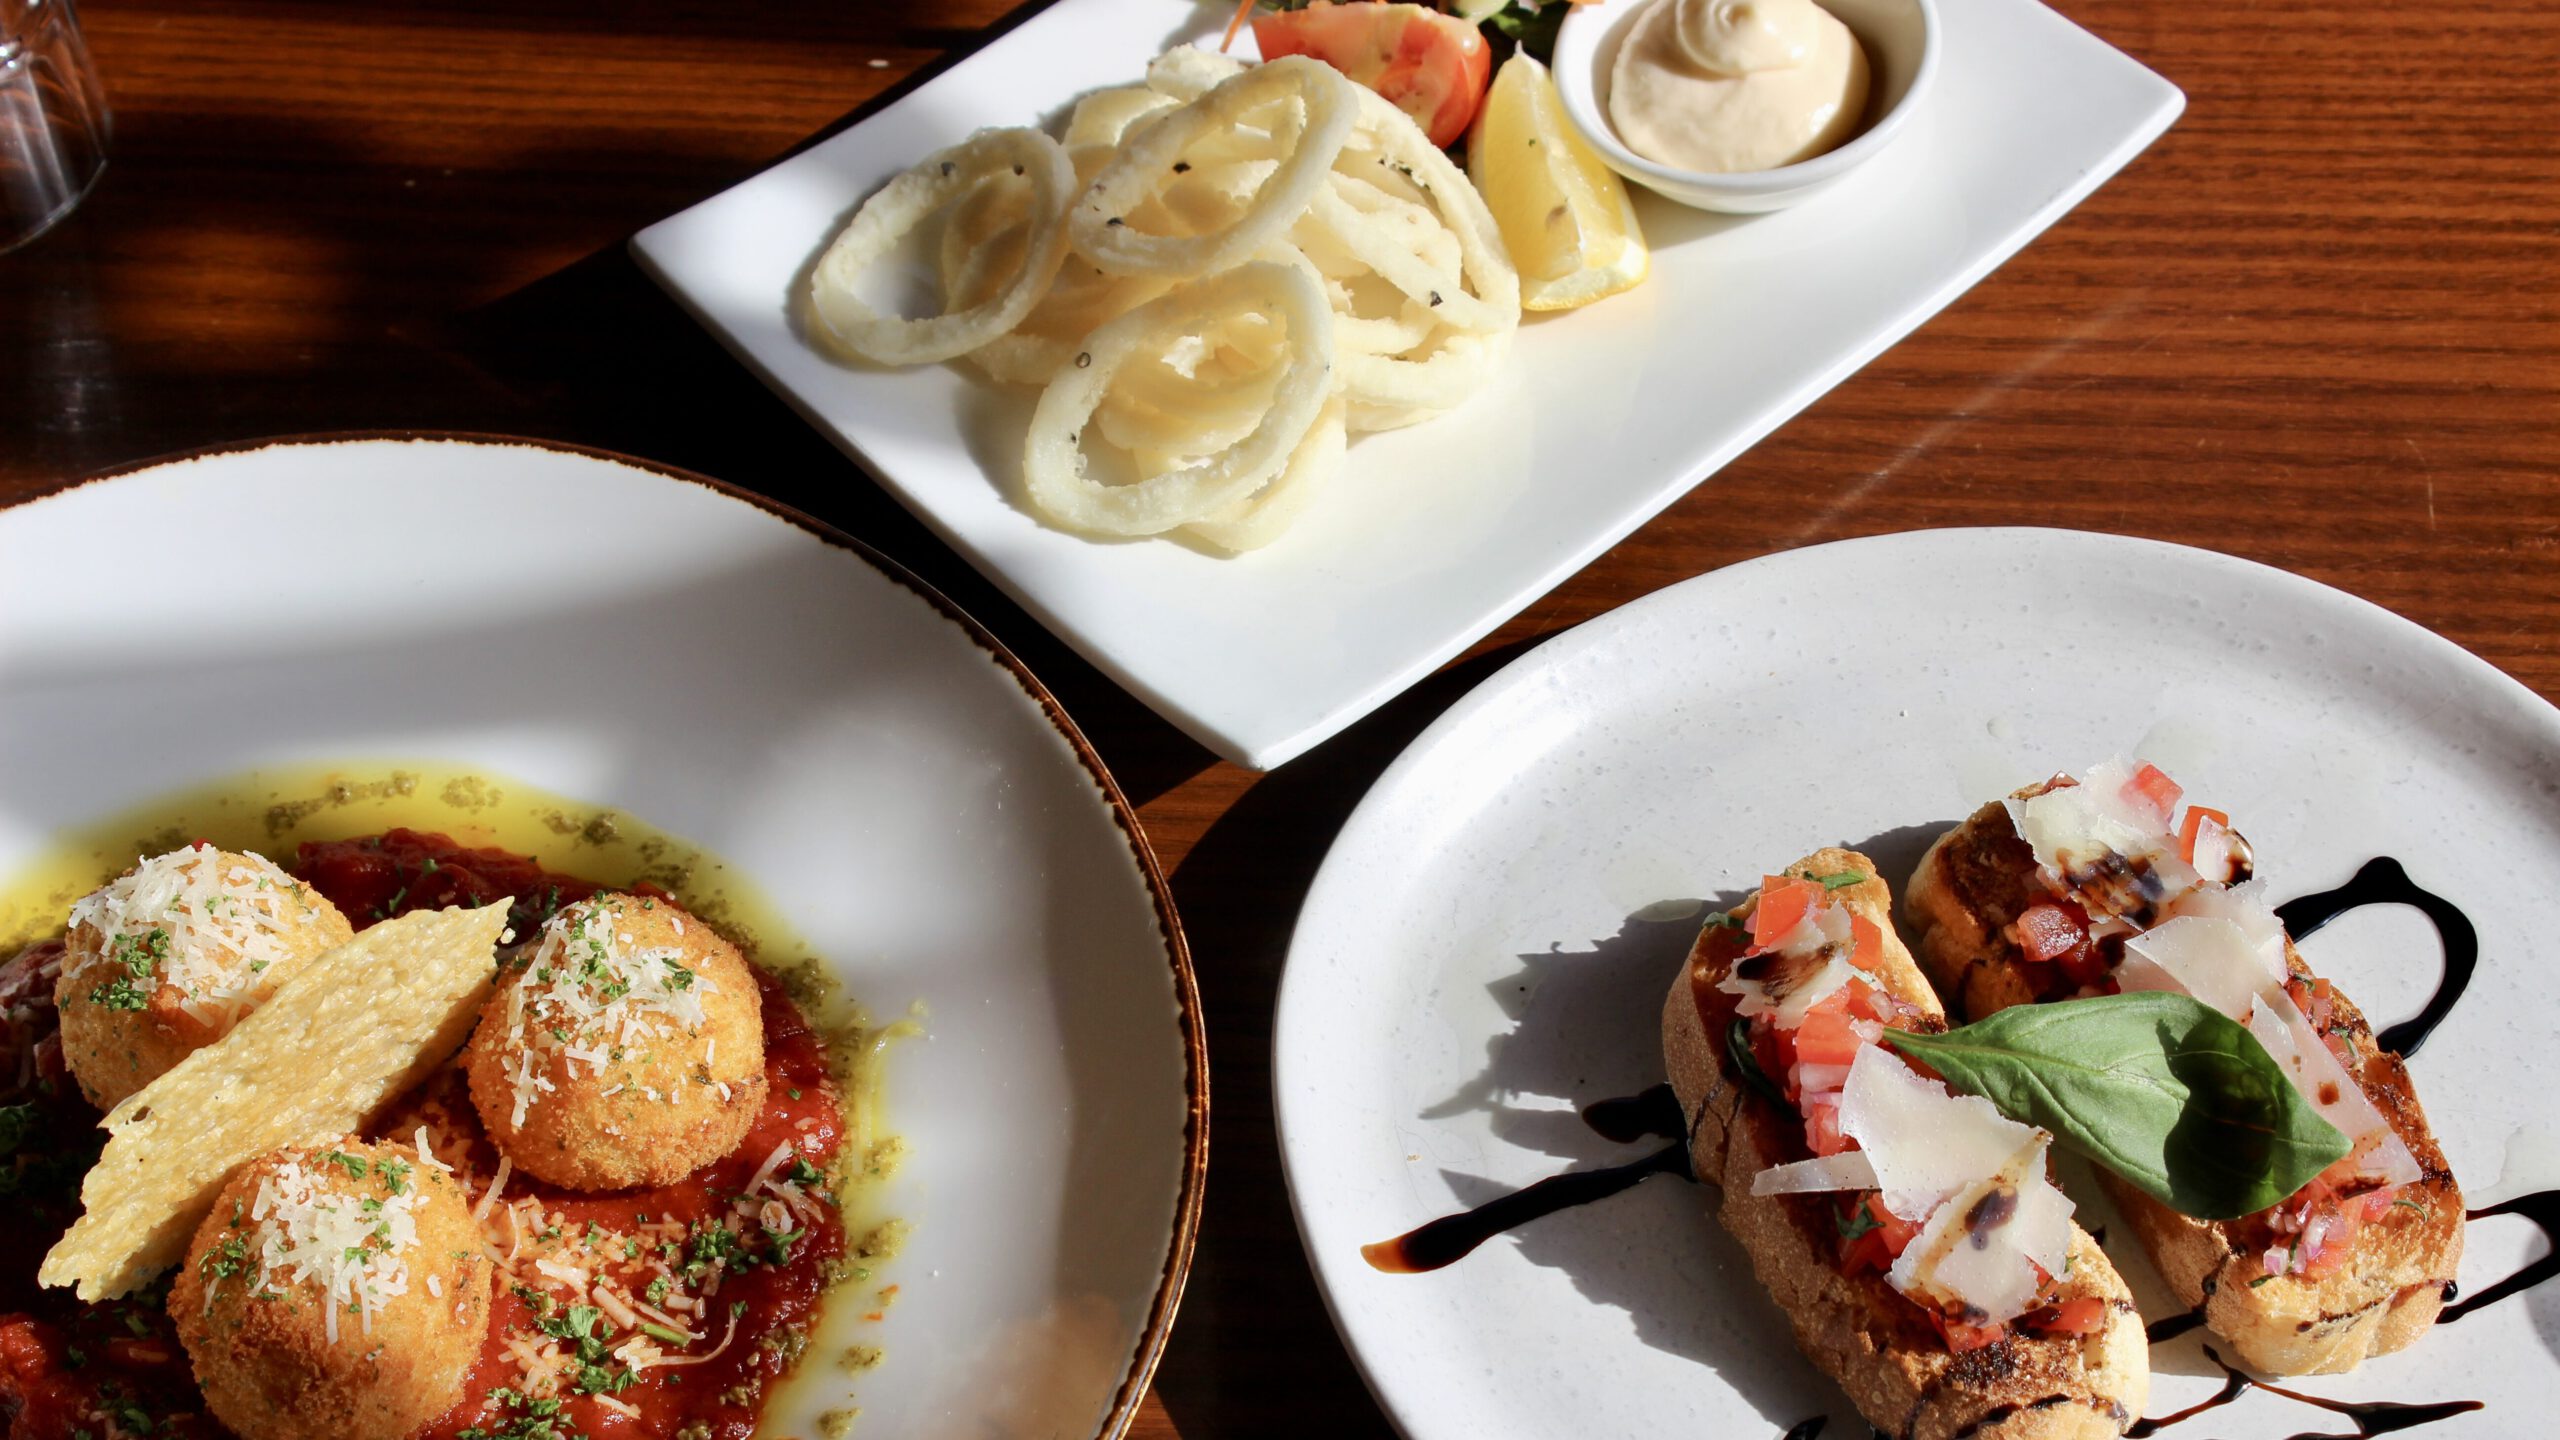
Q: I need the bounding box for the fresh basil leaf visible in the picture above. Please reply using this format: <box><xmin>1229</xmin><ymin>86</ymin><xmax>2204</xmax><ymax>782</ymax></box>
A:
<box><xmin>1724</xmin><ymin>1017</ymin><xmax>1787</xmax><ymax>1108</ymax></box>
<box><xmin>1881</xmin><ymin>992</ymin><xmax>2350</xmax><ymax>1220</ymax></box>
<box><xmin>1813</xmin><ymin>871</ymin><xmax>1868</xmax><ymax>890</ymax></box>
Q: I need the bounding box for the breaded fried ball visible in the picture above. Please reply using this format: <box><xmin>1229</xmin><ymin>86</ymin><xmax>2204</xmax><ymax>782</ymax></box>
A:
<box><xmin>170</xmin><ymin>1136</ymin><xmax>491</xmax><ymax>1440</ymax></box>
<box><xmin>464</xmin><ymin>893</ymin><xmax>766</xmax><ymax>1190</ymax></box>
<box><xmin>57</xmin><ymin>845</ymin><xmax>353</xmax><ymax>1109</ymax></box>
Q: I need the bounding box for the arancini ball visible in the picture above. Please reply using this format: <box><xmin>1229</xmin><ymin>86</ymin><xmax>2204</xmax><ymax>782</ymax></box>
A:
<box><xmin>57</xmin><ymin>845</ymin><xmax>353</xmax><ymax>1110</ymax></box>
<box><xmin>169</xmin><ymin>1136</ymin><xmax>490</xmax><ymax>1440</ymax></box>
<box><xmin>464</xmin><ymin>894</ymin><xmax>765</xmax><ymax>1191</ymax></box>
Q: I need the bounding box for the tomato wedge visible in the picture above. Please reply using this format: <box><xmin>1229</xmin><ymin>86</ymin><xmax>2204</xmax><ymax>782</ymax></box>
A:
<box><xmin>1751</xmin><ymin>874</ymin><xmax>1823</xmax><ymax>950</ymax></box>
<box><xmin>1251</xmin><ymin>1</ymin><xmax>1492</xmax><ymax>148</ymax></box>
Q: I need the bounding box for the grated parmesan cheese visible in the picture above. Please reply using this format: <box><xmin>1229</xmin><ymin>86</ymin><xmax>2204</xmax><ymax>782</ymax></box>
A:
<box><xmin>502</xmin><ymin>900</ymin><xmax>717</xmax><ymax>1125</ymax></box>
<box><xmin>244</xmin><ymin>1153</ymin><xmax>421</xmax><ymax>1346</ymax></box>
<box><xmin>65</xmin><ymin>847</ymin><xmax>318</xmax><ymax>1022</ymax></box>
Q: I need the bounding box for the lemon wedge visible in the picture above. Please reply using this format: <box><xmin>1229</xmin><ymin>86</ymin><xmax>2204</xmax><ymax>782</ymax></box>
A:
<box><xmin>1466</xmin><ymin>52</ymin><xmax>1649</xmax><ymax>312</ymax></box>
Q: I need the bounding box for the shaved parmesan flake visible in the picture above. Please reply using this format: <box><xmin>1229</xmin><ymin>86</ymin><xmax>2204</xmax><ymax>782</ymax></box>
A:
<box><xmin>40</xmin><ymin>905</ymin><xmax>505</xmax><ymax>1300</ymax></box>
<box><xmin>2249</xmin><ymin>988</ymin><xmax>2423</xmax><ymax>1188</ymax></box>
<box><xmin>2119</xmin><ymin>914</ymin><xmax>2286</xmax><ymax>1019</ymax></box>
<box><xmin>1839</xmin><ymin>1045</ymin><xmax>2040</xmax><ymax>1223</ymax></box>
<box><xmin>1751</xmin><ymin>1150</ymin><xmax>1880</xmax><ymax>1196</ymax></box>
<box><xmin>2004</xmin><ymin>759</ymin><xmax>2201</xmax><ymax>926</ymax></box>
<box><xmin>1889</xmin><ymin>1137</ymin><xmax>2076</xmax><ymax>1322</ymax></box>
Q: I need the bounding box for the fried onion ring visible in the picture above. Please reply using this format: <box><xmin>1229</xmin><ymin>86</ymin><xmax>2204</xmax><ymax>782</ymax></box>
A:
<box><xmin>1070</xmin><ymin>58</ymin><xmax>1357</xmax><ymax>279</ymax></box>
<box><xmin>1024</xmin><ymin>258</ymin><xmax>1334</xmax><ymax>535</ymax></box>
<box><xmin>811</xmin><ymin>127</ymin><xmax>1075</xmax><ymax>366</ymax></box>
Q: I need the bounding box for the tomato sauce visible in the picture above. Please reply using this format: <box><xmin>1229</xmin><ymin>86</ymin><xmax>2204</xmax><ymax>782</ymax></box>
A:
<box><xmin>0</xmin><ymin>832</ymin><xmax>852</xmax><ymax>1440</ymax></box>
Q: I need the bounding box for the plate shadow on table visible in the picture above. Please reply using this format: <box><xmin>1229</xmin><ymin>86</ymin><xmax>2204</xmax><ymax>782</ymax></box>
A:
<box><xmin>1142</xmin><ymin>634</ymin><xmax>1546</xmax><ymax>1439</ymax></box>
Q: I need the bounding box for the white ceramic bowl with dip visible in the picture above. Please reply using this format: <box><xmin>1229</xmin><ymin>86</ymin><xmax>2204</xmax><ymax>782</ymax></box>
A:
<box><xmin>1554</xmin><ymin>0</ymin><xmax>1939</xmax><ymax>213</ymax></box>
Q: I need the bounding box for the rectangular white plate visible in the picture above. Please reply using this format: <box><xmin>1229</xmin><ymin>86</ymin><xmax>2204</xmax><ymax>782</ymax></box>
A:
<box><xmin>633</xmin><ymin>0</ymin><xmax>2182</xmax><ymax>769</ymax></box>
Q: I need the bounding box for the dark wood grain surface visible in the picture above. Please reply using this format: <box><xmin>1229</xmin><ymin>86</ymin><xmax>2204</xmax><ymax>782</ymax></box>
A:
<box><xmin>5</xmin><ymin>1</ymin><xmax>2555</xmax><ymax>1436</ymax></box>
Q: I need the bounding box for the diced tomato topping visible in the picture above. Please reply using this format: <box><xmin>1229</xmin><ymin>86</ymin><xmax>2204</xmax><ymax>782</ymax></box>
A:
<box><xmin>1792</xmin><ymin>1004</ymin><xmax>1866</xmax><ymax>1069</ymax></box>
<box><xmin>1844</xmin><ymin>976</ymin><xmax>1895</xmax><ymax>1024</ymax></box>
<box><xmin>1940</xmin><ymin>1316</ymin><xmax>2009</xmax><ymax>1352</ymax></box>
<box><xmin>1750</xmin><ymin>874</ymin><xmax>1823</xmax><ymax>951</ymax></box>
<box><xmin>2013</xmin><ymin>903</ymin><xmax>2087</xmax><ymax>963</ymax></box>
<box><xmin>1803</xmin><ymin>1097</ymin><xmax>1849</xmax><ymax>1157</ymax></box>
<box><xmin>1838</xmin><ymin>1193</ymin><xmax>1920</xmax><ymax>1274</ymax></box>
<box><xmin>1249</xmin><ymin>1</ymin><xmax>1492</xmax><ymax>147</ymax></box>
<box><xmin>1847</xmin><ymin>912</ymin><xmax>1885</xmax><ymax>973</ymax></box>
<box><xmin>2055</xmin><ymin>937</ymin><xmax>2110</xmax><ymax>989</ymax></box>
<box><xmin>2123</xmin><ymin>762</ymin><xmax>2184</xmax><ymax>825</ymax></box>
<box><xmin>2178</xmin><ymin>805</ymin><xmax>2231</xmax><ymax>865</ymax></box>
<box><xmin>2019</xmin><ymin>1296</ymin><xmax>2109</xmax><ymax>1335</ymax></box>
<box><xmin>2358</xmin><ymin>1187</ymin><xmax>2400</xmax><ymax>1223</ymax></box>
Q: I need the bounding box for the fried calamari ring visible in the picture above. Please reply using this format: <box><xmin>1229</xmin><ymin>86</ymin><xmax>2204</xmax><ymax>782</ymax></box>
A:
<box><xmin>939</xmin><ymin>158</ymin><xmax>1174</xmax><ymax>385</ymax></box>
<box><xmin>1145</xmin><ymin>47</ymin><xmax>1248</xmax><ymax>102</ymax></box>
<box><xmin>1024</xmin><ymin>257</ymin><xmax>1334</xmax><ymax>535</ymax></box>
<box><xmin>1335</xmin><ymin>86</ymin><xmax>1519</xmax><ymax>326</ymax></box>
<box><xmin>1064</xmin><ymin>84</ymin><xmax>1176</xmax><ymax>149</ymax></box>
<box><xmin>811</xmin><ymin>127</ymin><xmax>1074</xmax><ymax>366</ymax></box>
<box><xmin>1179</xmin><ymin>397</ymin><xmax>1347</xmax><ymax>553</ymax></box>
<box><xmin>1070</xmin><ymin>58</ymin><xmax>1357</xmax><ymax>279</ymax></box>
<box><xmin>1094</xmin><ymin>311</ymin><xmax>1291</xmax><ymax>455</ymax></box>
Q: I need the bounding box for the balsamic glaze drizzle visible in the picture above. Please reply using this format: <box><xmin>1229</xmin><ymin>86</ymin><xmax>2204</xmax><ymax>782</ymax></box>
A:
<box><xmin>2128</xmin><ymin>1347</ymin><xmax>2481</xmax><ymax>1437</ymax></box>
<box><xmin>1581</xmin><ymin>1083</ymin><xmax>1685</xmax><ymax>1143</ymax></box>
<box><xmin>2439</xmin><ymin>1191</ymin><xmax>2560</xmax><ymax>1324</ymax></box>
<box><xmin>2275</xmin><ymin>857</ymin><xmax>2476</xmax><ymax>1058</ymax></box>
<box><xmin>1360</xmin><ymin>1146</ymin><xmax>1689</xmax><ymax>1273</ymax></box>
<box><xmin>2142</xmin><ymin>1309</ymin><xmax>2205</xmax><ymax>1344</ymax></box>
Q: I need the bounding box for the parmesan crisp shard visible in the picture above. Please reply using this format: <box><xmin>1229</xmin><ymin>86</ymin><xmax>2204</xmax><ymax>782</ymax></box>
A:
<box><xmin>39</xmin><ymin>902</ymin><xmax>509</xmax><ymax>1301</ymax></box>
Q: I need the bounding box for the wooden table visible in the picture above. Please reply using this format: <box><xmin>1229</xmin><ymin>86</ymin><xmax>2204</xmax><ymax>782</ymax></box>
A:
<box><xmin>4</xmin><ymin>1</ymin><xmax>2554</xmax><ymax>1435</ymax></box>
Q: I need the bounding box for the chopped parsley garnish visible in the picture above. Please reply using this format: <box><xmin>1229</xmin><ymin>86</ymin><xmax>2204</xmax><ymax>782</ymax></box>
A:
<box><xmin>197</xmin><ymin>1229</ymin><xmax>249</xmax><ymax>1270</ymax></box>
<box><xmin>643</xmin><ymin>1275</ymin><xmax>672</xmax><ymax>1305</ymax></box>
<box><xmin>787</xmin><ymin>1157</ymin><xmax>827</xmax><ymax>1188</ymax></box>
<box><xmin>90</xmin><ymin>928</ymin><xmax>171</xmax><ymax>1010</ymax></box>
<box><xmin>663</xmin><ymin>960</ymin><xmax>695</xmax><ymax>991</ymax></box>
<box><xmin>319</xmin><ymin>1150</ymin><xmax>371</xmax><ymax>1180</ymax></box>
<box><xmin>378</xmin><ymin>1157</ymin><xmax>412</xmax><ymax>1195</ymax></box>
<box><xmin>572</xmin><ymin>1362</ymin><xmax>635</xmax><ymax>1396</ymax></box>
<box><xmin>1834</xmin><ymin>1198</ymin><xmax>1882</xmax><ymax>1243</ymax></box>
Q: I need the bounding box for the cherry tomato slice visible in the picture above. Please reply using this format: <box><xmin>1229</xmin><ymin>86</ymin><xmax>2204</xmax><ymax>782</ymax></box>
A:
<box><xmin>1251</xmin><ymin>1</ymin><xmax>1492</xmax><ymax>148</ymax></box>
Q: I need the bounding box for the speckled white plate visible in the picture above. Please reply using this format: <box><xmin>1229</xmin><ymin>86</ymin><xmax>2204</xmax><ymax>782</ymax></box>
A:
<box><xmin>1276</xmin><ymin>528</ymin><xmax>2558</xmax><ymax>1440</ymax></box>
<box><xmin>631</xmin><ymin>0</ymin><xmax>2181</xmax><ymax>769</ymax></box>
<box><xmin>0</xmin><ymin>436</ymin><xmax>1204</xmax><ymax>1440</ymax></box>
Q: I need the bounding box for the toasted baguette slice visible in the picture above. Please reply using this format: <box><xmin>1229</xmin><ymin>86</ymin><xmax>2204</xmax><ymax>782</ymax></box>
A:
<box><xmin>1906</xmin><ymin>798</ymin><xmax>2464</xmax><ymax>1375</ymax></box>
<box><xmin>1665</xmin><ymin>848</ymin><xmax>2147</xmax><ymax>1440</ymax></box>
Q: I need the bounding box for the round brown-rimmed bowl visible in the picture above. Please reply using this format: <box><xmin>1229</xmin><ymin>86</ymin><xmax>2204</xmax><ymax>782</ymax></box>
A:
<box><xmin>0</xmin><ymin>434</ymin><xmax>1205</xmax><ymax>1440</ymax></box>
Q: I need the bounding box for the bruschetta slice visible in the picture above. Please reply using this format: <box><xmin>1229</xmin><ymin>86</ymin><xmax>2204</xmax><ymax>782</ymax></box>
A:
<box><xmin>1904</xmin><ymin>762</ymin><xmax>2463</xmax><ymax>1375</ymax></box>
<box><xmin>1664</xmin><ymin>848</ymin><xmax>2147</xmax><ymax>1439</ymax></box>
